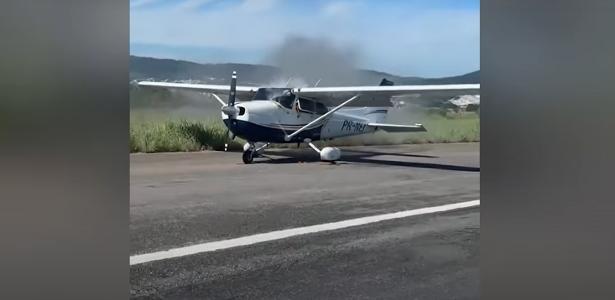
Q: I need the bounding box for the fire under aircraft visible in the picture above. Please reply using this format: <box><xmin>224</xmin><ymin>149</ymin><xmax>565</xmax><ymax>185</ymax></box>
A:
<box><xmin>139</xmin><ymin>72</ymin><xmax>479</xmax><ymax>164</ymax></box>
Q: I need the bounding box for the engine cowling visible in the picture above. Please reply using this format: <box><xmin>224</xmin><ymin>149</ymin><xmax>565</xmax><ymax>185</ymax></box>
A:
<box><xmin>320</xmin><ymin>147</ymin><xmax>341</xmax><ymax>161</ymax></box>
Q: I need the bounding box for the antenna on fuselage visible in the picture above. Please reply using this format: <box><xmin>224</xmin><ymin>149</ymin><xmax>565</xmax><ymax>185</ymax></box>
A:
<box><xmin>313</xmin><ymin>78</ymin><xmax>321</xmax><ymax>87</ymax></box>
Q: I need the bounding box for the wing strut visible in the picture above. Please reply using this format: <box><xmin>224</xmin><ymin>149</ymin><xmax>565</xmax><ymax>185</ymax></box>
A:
<box><xmin>284</xmin><ymin>94</ymin><xmax>360</xmax><ymax>142</ymax></box>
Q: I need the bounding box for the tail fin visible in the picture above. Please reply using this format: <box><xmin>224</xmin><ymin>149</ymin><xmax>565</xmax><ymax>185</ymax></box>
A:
<box><xmin>379</xmin><ymin>78</ymin><xmax>394</xmax><ymax>86</ymax></box>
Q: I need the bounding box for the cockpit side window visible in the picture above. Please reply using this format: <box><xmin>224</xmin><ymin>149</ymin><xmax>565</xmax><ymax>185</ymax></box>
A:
<box><xmin>315</xmin><ymin>102</ymin><xmax>328</xmax><ymax>114</ymax></box>
<box><xmin>251</xmin><ymin>88</ymin><xmax>327</xmax><ymax>113</ymax></box>
<box><xmin>273</xmin><ymin>90</ymin><xmax>296</xmax><ymax>109</ymax></box>
<box><xmin>298</xmin><ymin>98</ymin><xmax>328</xmax><ymax>115</ymax></box>
<box><xmin>298</xmin><ymin>98</ymin><xmax>315</xmax><ymax>113</ymax></box>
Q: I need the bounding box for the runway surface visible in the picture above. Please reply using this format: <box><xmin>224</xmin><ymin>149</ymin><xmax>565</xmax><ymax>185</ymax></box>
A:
<box><xmin>130</xmin><ymin>143</ymin><xmax>480</xmax><ymax>299</ymax></box>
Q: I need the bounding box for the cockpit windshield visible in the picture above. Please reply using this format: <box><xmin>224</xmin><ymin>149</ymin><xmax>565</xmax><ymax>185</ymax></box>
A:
<box><xmin>252</xmin><ymin>88</ymin><xmax>295</xmax><ymax>109</ymax></box>
<box><xmin>252</xmin><ymin>88</ymin><xmax>288</xmax><ymax>100</ymax></box>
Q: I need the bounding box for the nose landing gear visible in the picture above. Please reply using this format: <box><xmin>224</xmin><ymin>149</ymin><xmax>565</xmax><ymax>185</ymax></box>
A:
<box><xmin>242</xmin><ymin>149</ymin><xmax>254</xmax><ymax>164</ymax></box>
<box><xmin>242</xmin><ymin>142</ymin><xmax>269</xmax><ymax>164</ymax></box>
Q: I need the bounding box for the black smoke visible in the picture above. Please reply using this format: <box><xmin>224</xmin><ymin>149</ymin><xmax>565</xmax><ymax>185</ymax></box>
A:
<box><xmin>265</xmin><ymin>35</ymin><xmax>360</xmax><ymax>87</ymax></box>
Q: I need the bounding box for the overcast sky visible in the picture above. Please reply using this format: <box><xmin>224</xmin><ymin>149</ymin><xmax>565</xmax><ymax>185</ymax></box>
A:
<box><xmin>130</xmin><ymin>0</ymin><xmax>479</xmax><ymax>77</ymax></box>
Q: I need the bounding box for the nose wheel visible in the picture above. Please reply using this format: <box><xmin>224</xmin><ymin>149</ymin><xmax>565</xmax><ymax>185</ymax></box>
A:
<box><xmin>242</xmin><ymin>149</ymin><xmax>254</xmax><ymax>164</ymax></box>
<box><xmin>242</xmin><ymin>142</ymin><xmax>269</xmax><ymax>164</ymax></box>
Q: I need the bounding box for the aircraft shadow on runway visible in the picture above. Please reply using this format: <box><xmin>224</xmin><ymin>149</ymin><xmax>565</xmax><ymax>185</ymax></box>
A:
<box><xmin>259</xmin><ymin>148</ymin><xmax>480</xmax><ymax>172</ymax></box>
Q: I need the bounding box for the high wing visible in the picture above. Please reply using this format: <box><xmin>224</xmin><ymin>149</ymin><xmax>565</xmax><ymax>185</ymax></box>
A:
<box><xmin>292</xmin><ymin>84</ymin><xmax>480</xmax><ymax>106</ymax></box>
<box><xmin>137</xmin><ymin>81</ymin><xmax>480</xmax><ymax>106</ymax></box>
<box><xmin>138</xmin><ymin>81</ymin><xmax>260</xmax><ymax>101</ymax></box>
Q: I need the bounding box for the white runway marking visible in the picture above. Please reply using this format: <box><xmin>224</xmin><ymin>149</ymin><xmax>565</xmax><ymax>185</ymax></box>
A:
<box><xmin>130</xmin><ymin>200</ymin><xmax>480</xmax><ymax>266</ymax></box>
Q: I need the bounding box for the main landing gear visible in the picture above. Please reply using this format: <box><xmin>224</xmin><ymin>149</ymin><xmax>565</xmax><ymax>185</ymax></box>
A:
<box><xmin>305</xmin><ymin>139</ymin><xmax>342</xmax><ymax>163</ymax></box>
<box><xmin>242</xmin><ymin>142</ymin><xmax>269</xmax><ymax>164</ymax></box>
<box><xmin>241</xmin><ymin>140</ymin><xmax>341</xmax><ymax>164</ymax></box>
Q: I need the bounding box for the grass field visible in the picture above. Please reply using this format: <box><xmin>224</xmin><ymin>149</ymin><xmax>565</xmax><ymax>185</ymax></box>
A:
<box><xmin>130</xmin><ymin>118</ymin><xmax>243</xmax><ymax>153</ymax></box>
<box><xmin>130</xmin><ymin>107</ymin><xmax>479</xmax><ymax>153</ymax></box>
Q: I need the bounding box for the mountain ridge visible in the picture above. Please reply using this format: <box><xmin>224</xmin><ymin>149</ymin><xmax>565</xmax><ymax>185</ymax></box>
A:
<box><xmin>130</xmin><ymin>55</ymin><xmax>479</xmax><ymax>86</ymax></box>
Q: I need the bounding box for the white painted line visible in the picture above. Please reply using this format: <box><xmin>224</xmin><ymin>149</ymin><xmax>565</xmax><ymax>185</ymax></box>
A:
<box><xmin>130</xmin><ymin>200</ymin><xmax>479</xmax><ymax>266</ymax></box>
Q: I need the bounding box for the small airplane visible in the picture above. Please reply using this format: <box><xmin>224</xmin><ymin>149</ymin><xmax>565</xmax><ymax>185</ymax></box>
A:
<box><xmin>139</xmin><ymin>72</ymin><xmax>479</xmax><ymax>164</ymax></box>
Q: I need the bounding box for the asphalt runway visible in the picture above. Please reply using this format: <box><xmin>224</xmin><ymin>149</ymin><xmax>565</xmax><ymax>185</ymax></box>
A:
<box><xmin>130</xmin><ymin>143</ymin><xmax>480</xmax><ymax>299</ymax></box>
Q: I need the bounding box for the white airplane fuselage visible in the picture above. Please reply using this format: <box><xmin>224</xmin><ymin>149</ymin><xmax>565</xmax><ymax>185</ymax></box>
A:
<box><xmin>222</xmin><ymin>99</ymin><xmax>387</xmax><ymax>143</ymax></box>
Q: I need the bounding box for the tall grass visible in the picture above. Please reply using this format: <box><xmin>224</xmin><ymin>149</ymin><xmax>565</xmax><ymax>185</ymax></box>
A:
<box><xmin>403</xmin><ymin>112</ymin><xmax>480</xmax><ymax>144</ymax></box>
<box><xmin>130</xmin><ymin>119</ymin><xmax>242</xmax><ymax>153</ymax></box>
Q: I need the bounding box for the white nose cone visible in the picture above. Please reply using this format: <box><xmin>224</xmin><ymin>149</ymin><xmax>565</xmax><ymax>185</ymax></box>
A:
<box><xmin>320</xmin><ymin>147</ymin><xmax>341</xmax><ymax>161</ymax></box>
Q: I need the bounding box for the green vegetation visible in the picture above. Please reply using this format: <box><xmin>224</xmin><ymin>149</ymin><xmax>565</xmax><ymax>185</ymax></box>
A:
<box><xmin>404</xmin><ymin>111</ymin><xmax>480</xmax><ymax>144</ymax></box>
<box><xmin>130</xmin><ymin>108</ymin><xmax>478</xmax><ymax>153</ymax></box>
<box><xmin>130</xmin><ymin>118</ymin><xmax>242</xmax><ymax>153</ymax></box>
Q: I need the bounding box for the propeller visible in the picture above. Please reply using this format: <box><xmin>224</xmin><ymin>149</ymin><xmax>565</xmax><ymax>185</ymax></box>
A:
<box><xmin>228</xmin><ymin>71</ymin><xmax>237</xmax><ymax>106</ymax></box>
<box><xmin>221</xmin><ymin>71</ymin><xmax>239</xmax><ymax>117</ymax></box>
<box><xmin>221</xmin><ymin>71</ymin><xmax>238</xmax><ymax>151</ymax></box>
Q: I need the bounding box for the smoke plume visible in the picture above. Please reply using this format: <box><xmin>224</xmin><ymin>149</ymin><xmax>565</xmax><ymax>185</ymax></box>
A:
<box><xmin>265</xmin><ymin>35</ymin><xmax>360</xmax><ymax>87</ymax></box>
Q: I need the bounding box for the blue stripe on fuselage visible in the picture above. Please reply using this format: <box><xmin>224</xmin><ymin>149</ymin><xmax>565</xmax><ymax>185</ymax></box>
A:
<box><xmin>365</xmin><ymin>109</ymin><xmax>388</xmax><ymax>115</ymax></box>
<box><xmin>224</xmin><ymin>119</ymin><xmax>322</xmax><ymax>143</ymax></box>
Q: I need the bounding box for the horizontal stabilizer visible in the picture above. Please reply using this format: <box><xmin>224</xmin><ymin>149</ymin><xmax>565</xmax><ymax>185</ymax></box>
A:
<box><xmin>367</xmin><ymin>122</ymin><xmax>426</xmax><ymax>132</ymax></box>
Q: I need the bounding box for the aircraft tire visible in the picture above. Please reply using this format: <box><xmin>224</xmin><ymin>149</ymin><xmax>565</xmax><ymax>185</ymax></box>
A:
<box><xmin>242</xmin><ymin>150</ymin><xmax>254</xmax><ymax>164</ymax></box>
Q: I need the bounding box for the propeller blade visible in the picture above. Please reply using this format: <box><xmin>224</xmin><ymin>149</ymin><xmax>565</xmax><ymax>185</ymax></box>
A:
<box><xmin>223</xmin><ymin>71</ymin><xmax>238</xmax><ymax>152</ymax></box>
<box><xmin>228</xmin><ymin>71</ymin><xmax>237</xmax><ymax>107</ymax></box>
<box><xmin>224</xmin><ymin>127</ymin><xmax>236</xmax><ymax>152</ymax></box>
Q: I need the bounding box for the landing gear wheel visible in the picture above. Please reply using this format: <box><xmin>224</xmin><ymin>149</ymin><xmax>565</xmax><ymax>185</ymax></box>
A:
<box><xmin>242</xmin><ymin>150</ymin><xmax>254</xmax><ymax>164</ymax></box>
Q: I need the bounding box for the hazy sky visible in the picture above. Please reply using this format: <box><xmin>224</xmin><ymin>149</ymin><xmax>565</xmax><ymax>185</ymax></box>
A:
<box><xmin>130</xmin><ymin>0</ymin><xmax>479</xmax><ymax>77</ymax></box>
